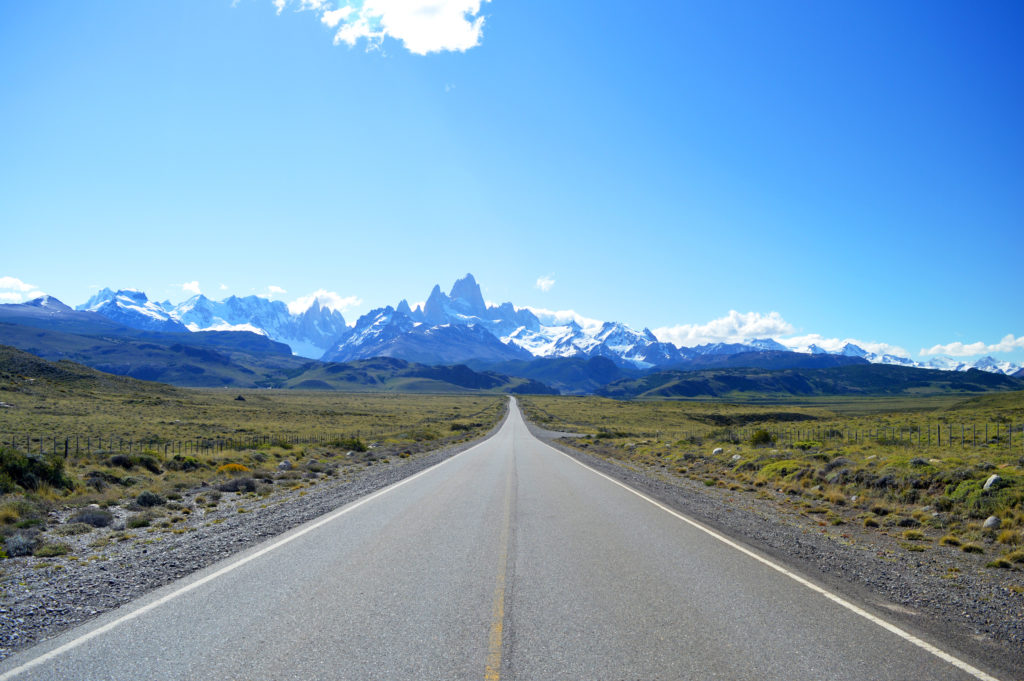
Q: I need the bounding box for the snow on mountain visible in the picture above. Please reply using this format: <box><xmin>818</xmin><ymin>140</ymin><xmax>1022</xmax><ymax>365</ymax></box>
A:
<box><xmin>77</xmin><ymin>289</ymin><xmax>188</xmax><ymax>333</ymax></box>
<box><xmin>170</xmin><ymin>294</ymin><xmax>349</xmax><ymax>359</ymax></box>
<box><xmin>24</xmin><ymin>295</ymin><xmax>71</xmax><ymax>312</ymax></box>
<box><xmin>970</xmin><ymin>355</ymin><xmax>1022</xmax><ymax>375</ymax></box>
<box><xmin>71</xmin><ymin>276</ymin><xmax>1024</xmax><ymax>374</ymax></box>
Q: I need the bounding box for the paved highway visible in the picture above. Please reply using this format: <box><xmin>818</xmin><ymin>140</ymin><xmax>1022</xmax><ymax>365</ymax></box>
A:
<box><xmin>0</xmin><ymin>399</ymin><xmax>1003</xmax><ymax>680</ymax></box>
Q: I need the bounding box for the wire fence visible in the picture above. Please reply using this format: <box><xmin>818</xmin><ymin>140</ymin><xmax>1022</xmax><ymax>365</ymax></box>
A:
<box><xmin>598</xmin><ymin>422</ymin><xmax>1024</xmax><ymax>451</ymax></box>
<box><xmin>1</xmin><ymin>431</ymin><xmax>380</xmax><ymax>459</ymax></box>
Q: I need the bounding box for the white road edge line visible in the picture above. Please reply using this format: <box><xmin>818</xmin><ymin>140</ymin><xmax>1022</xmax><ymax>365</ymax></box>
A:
<box><xmin>0</xmin><ymin>419</ymin><xmax>506</xmax><ymax>681</ymax></box>
<box><xmin>545</xmin><ymin>441</ymin><xmax>1004</xmax><ymax>681</ymax></box>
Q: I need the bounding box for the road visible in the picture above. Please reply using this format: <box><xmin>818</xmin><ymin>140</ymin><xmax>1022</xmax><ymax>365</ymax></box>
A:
<box><xmin>0</xmin><ymin>399</ymin><xmax>1004</xmax><ymax>680</ymax></box>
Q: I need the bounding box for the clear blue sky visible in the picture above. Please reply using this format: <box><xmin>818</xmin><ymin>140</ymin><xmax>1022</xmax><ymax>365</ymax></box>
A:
<box><xmin>1</xmin><ymin>1</ymin><xmax>1022</xmax><ymax>362</ymax></box>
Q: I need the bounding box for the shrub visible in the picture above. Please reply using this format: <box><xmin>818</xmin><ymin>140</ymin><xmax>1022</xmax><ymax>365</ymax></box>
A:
<box><xmin>108</xmin><ymin>454</ymin><xmax>161</xmax><ymax>474</ymax></box>
<box><xmin>0</xmin><ymin>447</ymin><xmax>73</xmax><ymax>492</ymax></box>
<box><xmin>71</xmin><ymin>508</ymin><xmax>114</xmax><ymax>528</ymax></box>
<box><xmin>750</xmin><ymin>430</ymin><xmax>776</xmax><ymax>447</ymax></box>
<box><xmin>34</xmin><ymin>542</ymin><xmax>71</xmax><ymax>558</ymax></box>
<box><xmin>902</xmin><ymin>529</ymin><xmax>925</xmax><ymax>541</ymax></box>
<box><xmin>53</xmin><ymin>522</ymin><xmax>95</xmax><ymax>536</ymax></box>
<box><xmin>126</xmin><ymin>513</ymin><xmax>153</xmax><ymax>529</ymax></box>
<box><xmin>939</xmin><ymin>535</ymin><xmax>962</xmax><ymax>547</ymax></box>
<box><xmin>216</xmin><ymin>463</ymin><xmax>251</xmax><ymax>475</ymax></box>
<box><xmin>218</xmin><ymin>477</ymin><xmax>256</xmax><ymax>493</ymax></box>
<box><xmin>996</xmin><ymin>529</ymin><xmax>1020</xmax><ymax>545</ymax></box>
<box><xmin>961</xmin><ymin>543</ymin><xmax>985</xmax><ymax>554</ymax></box>
<box><xmin>5</xmin><ymin>533</ymin><xmax>38</xmax><ymax>557</ymax></box>
<box><xmin>136</xmin><ymin>491</ymin><xmax>165</xmax><ymax>508</ymax></box>
<box><xmin>863</xmin><ymin>517</ymin><xmax>880</xmax><ymax>528</ymax></box>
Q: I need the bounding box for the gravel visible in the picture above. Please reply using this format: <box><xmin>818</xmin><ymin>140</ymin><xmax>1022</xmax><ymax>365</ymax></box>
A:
<box><xmin>528</xmin><ymin>424</ymin><xmax>1024</xmax><ymax>680</ymax></box>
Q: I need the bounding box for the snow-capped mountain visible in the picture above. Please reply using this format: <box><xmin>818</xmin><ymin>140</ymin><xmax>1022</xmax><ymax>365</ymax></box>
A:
<box><xmin>77</xmin><ymin>289</ymin><xmax>348</xmax><ymax>358</ymax></box>
<box><xmin>70</xmin><ymin>277</ymin><xmax>1023</xmax><ymax>375</ymax></box>
<box><xmin>322</xmin><ymin>274</ymin><xmax>687</xmax><ymax>369</ymax></box>
<box><xmin>805</xmin><ymin>345</ymin><xmax>1020</xmax><ymax>375</ymax></box>
<box><xmin>170</xmin><ymin>294</ymin><xmax>349</xmax><ymax>359</ymax></box>
<box><xmin>78</xmin><ymin>289</ymin><xmax>188</xmax><ymax>333</ymax></box>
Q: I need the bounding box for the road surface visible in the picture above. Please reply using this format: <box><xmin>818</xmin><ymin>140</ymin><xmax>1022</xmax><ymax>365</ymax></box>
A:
<box><xmin>0</xmin><ymin>399</ymin><xmax>1004</xmax><ymax>680</ymax></box>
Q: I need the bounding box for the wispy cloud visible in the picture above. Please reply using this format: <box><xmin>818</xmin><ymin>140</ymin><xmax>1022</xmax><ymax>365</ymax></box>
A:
<box><xmin>921</xmin><ymin>334</ymin><xmax>1024</xmax><ymax>357</ymax></box>
<box><xmin>653</xmin><ymin>311</ymin><xmax>794</xmax><ymax>348</ymax></box>
<box><xmin>274</xmin><ymin>0</ymin><xmax>490</xmax><ymax>55</ymax></box>
<box><xmin>259</xmin><ymin>285</ymin><xmax>288</xmax><ymax>299</ymax></box>
<box><xmin>0</xmin><ymin>276</ymin><xmax>44</xmax><ymax>303</ymax></box>
<box><xmin>288</xmin><ymin>290</ymin><xmax>362</xmax><ymax>314</ymax></box>
<box><xmin>179</xmin><ymin>281</ymin><xmax>201</xmax><ymax>296</ymax></box>
<box><xmin>535</xmin><ymin>274</ymin><xmax>555</xmax><ymax>292</ymax></box>
<box><xmin>525</xmin><ymin>307</ymin><xmax>604</xmax><ymax>334</ymax></box>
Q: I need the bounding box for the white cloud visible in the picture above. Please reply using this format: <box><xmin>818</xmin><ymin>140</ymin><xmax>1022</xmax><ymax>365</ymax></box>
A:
<box><xmin>220</xmin><ymin>283</ymin><xmax>229</xmax><ymax>291</ymax></box>
<box><xmin>535</xmin><ymin>275</ymin><xmax>555</xmax><ymax>292</ymax></box>
<box><xmin>0</xmin><ymin>276</ymin><xmax>44</xmax><ymax>303</ymax></box>
<box><xmin>268</xmin><ymin>285</ymin><xmax>287</xmax><ymax>295</ymax></box>
<box><xmin>0</xmin><ymin>276</ymin><xmax>36</xmax><ymax>292</ymax></box>
<box><xmin>275</xmin><ymin>0</ymin><xmax>489</xmax><ymax>55</ymax></box>
<box><xmin>288</xmin><ymin>290</ymin><xmax>363</xmax><ymax>314</ymax></box>
<box><xmin>777</xmin><ymin>334</ymin><xmax>911</xmax><ymax>359</ymax></box>
<box><xmin>921</xmin><ymin>335</ymin><xmax>1024</xmax><ymax>358</ymax></box>
<box><xmin>179</xmin><ymin>281</ymin><xmax>201</xmax><ymax>296</ymax></box>
<box><xmin>525</xmin><ymin>307</ymin><xmax>604</xmax><ymax>335</ymax></box>
<box><xmin>653</xmin><ymin>311</ymin><xmax>795</xmax><ymax>348</ymax></box>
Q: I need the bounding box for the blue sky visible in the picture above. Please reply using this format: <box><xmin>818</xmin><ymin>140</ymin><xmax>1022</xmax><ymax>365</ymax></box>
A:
<box><xmin>1</xmin><ymin>1</ymin><xmax>1021</xmax><ymax>363</ymax></box>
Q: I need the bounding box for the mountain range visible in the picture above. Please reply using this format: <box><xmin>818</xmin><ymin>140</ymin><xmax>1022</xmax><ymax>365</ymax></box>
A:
<box><xmin>2</xmin><ymin>288</ymin><xmax>1023</xmax><ymax>396</ymax></box>
<box><xmin>64</xmin><ymin>275</ymin><xmax>1023</xmax><ymax>378</ymax></box>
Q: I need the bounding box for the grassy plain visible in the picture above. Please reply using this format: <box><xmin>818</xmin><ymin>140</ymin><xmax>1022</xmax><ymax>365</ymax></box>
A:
<box><xmin>519</xmin><ymin>393</ymin><xmax>1024</xmax><ymax>569</ymax></box>
<box><xmin>0</xmin><ymin>348</ymin><xmax>505</xmax><ymax>556</ymax></box>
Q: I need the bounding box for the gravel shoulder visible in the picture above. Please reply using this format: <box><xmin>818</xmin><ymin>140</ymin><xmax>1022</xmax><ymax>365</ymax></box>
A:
<box><xmin>0</xmin><ymin>412</ymin><xmax>507</xmax><ymax>662</ymax></box>
<box><xmin>527</xmin><ymin>423</ymin><xmax>1024</xmax><ymax>681</ymax></box>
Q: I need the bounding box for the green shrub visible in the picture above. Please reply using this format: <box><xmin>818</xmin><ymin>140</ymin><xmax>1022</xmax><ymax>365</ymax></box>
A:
<box><xmin>750</xmin><ymin>430</ymin><xmax>776</xmax><ymax>447</ymax></box>
<box><xmin>126</xmin><ymin>513</ymin><xmax>153</xmax><ymax>529</ymax></box>
<box><xmin>34</xmin><ymin>542</ymin><xmax>71</xmax><ymax>558</ymax></box>
<box><xmin>136</xmin><ymin>491</ymin><xmax>165</xmax><ymax>508</ymax></box>
<box><xmin>0</xmin><ymin>447</ymin><xmax>73</xmax><ymax>492</ymax></box>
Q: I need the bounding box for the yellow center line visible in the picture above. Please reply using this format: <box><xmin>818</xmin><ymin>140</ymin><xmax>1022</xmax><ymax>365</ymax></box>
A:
<box><xmin>484</xmin><ymin>460</ymin><xmax>514</xmax><ymax>681</ymax></box>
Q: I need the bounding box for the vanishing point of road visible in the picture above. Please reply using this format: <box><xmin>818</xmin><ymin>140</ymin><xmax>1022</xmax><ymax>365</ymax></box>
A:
<box><xmin>0</xmin><ymin>399</ymin><xmax>1006</xmax><ymax>680</ymax></box>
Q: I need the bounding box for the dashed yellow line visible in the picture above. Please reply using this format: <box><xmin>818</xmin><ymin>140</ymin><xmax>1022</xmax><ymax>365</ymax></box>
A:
<box><xmin>484</xmin><ymin>463</ymin><xmax>514</xmax><ymax>680</ymax></box>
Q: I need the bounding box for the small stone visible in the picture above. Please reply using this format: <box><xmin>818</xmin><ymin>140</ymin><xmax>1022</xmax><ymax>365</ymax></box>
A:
<box><xmin>982</xmin><ymin>516</ymin><xmax>1001</xmax><ymax>530</ymax></box>
<box><xmin>277</xmin><ymin>460</ymin><xmax>292</xmax><ymax>471</ymax></box>
<box><xmin>983</xmin><ymin>474</ymin><xmax>1001</xmax><ymax>491</ymax></box>
<box><xmin>712</xmin><ymin>448</ymin><xmax>724</xmax><ymax>456</ymax></box>
<box><xmin>731</xmin><ymin>454</ymin><xmax>741</xmax><ymax>462</ymax></box>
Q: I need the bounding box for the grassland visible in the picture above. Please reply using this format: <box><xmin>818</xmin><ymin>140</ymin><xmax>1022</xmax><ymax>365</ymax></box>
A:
<box><xmin>0</xmin><ymin>348</ymin><xmax>506</xmax><ymax>557</ymax></box>
<box><xmin>519</xmin><ymin>392</ymin><xmax>1024</xmax><ymax>569</ymax></box>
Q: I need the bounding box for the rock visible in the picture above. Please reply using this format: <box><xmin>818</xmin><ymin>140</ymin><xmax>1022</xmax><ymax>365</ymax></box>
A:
<box><xmin>277</xmin><ymin>460</ymin><xmax>293</xmax><ymax>471</ymax></box>
<box><xmin>983</xmin><ymin>516</ymin><xmax>1001</xmax><ymax>530</ymax></box>
<box><xmin>731</xmin><ymin>454</ymin><xmax>742</xmax><ymax>462</ymax></box>
<box><xmin>712</xmin><ymin>448</ymin><xmax>724</xmax><ymax>456</ymax></box>
<box><xmin>983</xmin><ymin>474</ymin><xmax>1001</xmax><ymax>491</ymax></box>
<box><xmin>234</xmin><ymin>395</ymin><xmax>246</xmax><ymax>401</ymax></box>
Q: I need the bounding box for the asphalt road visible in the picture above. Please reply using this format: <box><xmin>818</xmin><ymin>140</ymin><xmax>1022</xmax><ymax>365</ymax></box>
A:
<box><xmin>0</xmin><ymin>399</ymin><xmax>1005</xmax><ymax>680</ymax></box>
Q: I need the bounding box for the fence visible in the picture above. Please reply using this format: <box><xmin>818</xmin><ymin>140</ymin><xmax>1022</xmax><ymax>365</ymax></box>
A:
<box><xmin>601</xmin><ymin>422</ymin><xmax>1024</xmax><ymax>452</ymax></box>
<box><xmin>1</xmin><ymin>432</ymin><xmax>376</xmax><ymax>458</ymax></box>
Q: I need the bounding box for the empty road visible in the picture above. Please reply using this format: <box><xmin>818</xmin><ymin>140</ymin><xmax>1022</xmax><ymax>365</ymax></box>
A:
<box><xmin>0</xmin><ymin>399</ymin><xmax>1004</xmax><ymax>680</ymax></box>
